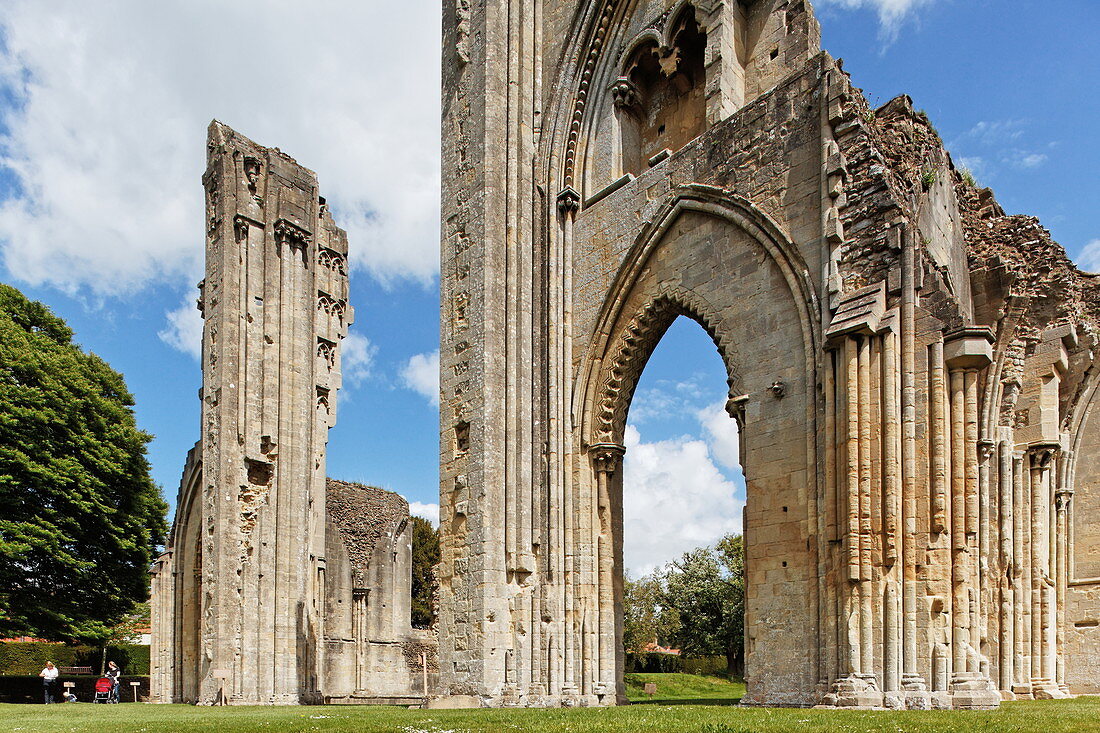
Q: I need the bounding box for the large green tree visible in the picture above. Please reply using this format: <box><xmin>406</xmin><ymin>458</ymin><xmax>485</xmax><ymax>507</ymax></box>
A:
<box><xmin>410</xmin><ymin>515</ymin><xmax>439</xmax><ymax>628</ymax></box>
<box><xmin>623</xmin><ymin>571</ymin><xmax>680</xmax><ymax>654</ymax></box>
<box><xmin>0</xmin><ymin>283</ymin><xmax>167</xmax><ymax>642</ymax></box>
<box><xmin>663</xmin><ymin>533</ymin><xmax>745</xmax><ymax>675</ymax></box>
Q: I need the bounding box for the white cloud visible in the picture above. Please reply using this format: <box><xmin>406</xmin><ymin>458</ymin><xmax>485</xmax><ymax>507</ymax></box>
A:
<box><xmin>960</xmin><ymin>120</ymin><xmax>1026</xmax><ymax>146</ymax></box>
<box><xmin>341</xmin><ymin>331</ymin><xmax>377</xmax><ymax>387</ymax></box>
<box><xmin>697</xmin><ymin>401</ymin><xmax>741</xmax><ymax>472</ymax></box>
<box><xmin>622</xmin><ymin>424</ymin><xmax>744</xmax><ymax>577</ymax></box>
<box><xmin>409</xmin><ymin>501</ymin><xmax>439</xmax><ymax>526</ymax></box>
<box><xmin>950</xmin><ymin>121</ymin><xmax>1049</xmax><ymax>179</ymax></box>
<box><xmin>0</xmin><ymin>0</ymin><xmax>441</xmax><ymax>298</ymax></box>
<box><xmin>401</xmin><ymin>350</ymin><xmax>440</xmax><ymax>406</ymax></box>
<box><xmin>158</xmin><ymin>296</ymin><xmax>204</xmax><ymax>359</ymax></box>
<box><xmin>817</xmin><ymin>0</ymin><xmax>935</xmax><ymax>38</ymax></box>
<box><xmin>1003</xmin><ymin>151</ymin><xmax>1048</xmax><ymax>169</ymax></box>
<box><xmin>628</xmin><ymin>374</ymin><xmax>711</xmax><ymax>425</ymax></box>
<box><xmin>1077</xmin><ymin>240</ymin><xmax>1100</xmax><ymax>273</ymax></box>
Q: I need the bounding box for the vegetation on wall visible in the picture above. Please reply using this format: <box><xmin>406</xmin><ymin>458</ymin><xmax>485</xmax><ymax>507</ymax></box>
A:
<box><xmin>410</xmin><ymin>515</ymin><xmax>439</xmax><ymax>628</ymax></box>
<box><xmin>0</xmin><ymin>283</ymin><xmax>167</xmax><ymax>642</ymax></box>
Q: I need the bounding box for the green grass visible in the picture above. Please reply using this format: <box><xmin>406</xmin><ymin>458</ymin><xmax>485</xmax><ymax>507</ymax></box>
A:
<box><xmin>625</xmin><ymin>673</ymin><xmax>745</xmax><ymax>704</ymax></box>
<box><xmin>1</xmin><ymin>695</ymin><xmax>1098</xmax><ymax>732</ymax></box>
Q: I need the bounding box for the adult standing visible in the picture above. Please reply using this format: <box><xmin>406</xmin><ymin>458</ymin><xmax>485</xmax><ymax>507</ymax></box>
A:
<box><xmin>39</xmin><ymin>661</ymin><xmax>59</xmax><ymax>704</ymax></box>
<box><xmin>106</xmin><ymin>661</ymin><xmax>121</xmax><ymax>703</ymax></box>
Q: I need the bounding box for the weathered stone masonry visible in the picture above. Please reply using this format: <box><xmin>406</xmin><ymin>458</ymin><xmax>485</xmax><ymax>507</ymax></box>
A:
<box><xmin>438</xmin><ymin>0</ymin><xmax>1100</xmax><ymax>709</ymax></box>
<box><xmin>150</xmin><ymin>123</ymin><xmax>434</xmax><ymax>705</ymax></box>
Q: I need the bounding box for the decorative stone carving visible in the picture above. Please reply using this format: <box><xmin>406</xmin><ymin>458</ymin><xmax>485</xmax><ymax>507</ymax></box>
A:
<box><xmin>318</xmin><ymin>246</ymin><xmax>347</xmax><ymax>275</ymax></box>
<box><xmin>317</xmin><ymin>337</ymin><xmax>337</xmax><ymax>369</ymax></box>
<box><xmin>274</xmin><ymin>218</ymin><xmax>311</xmax><ymax>255</ymax></box>
<box><xmin>610</xmin><ymin>78</ymin><xmax>640</xmax><ymax>112</ymax></box>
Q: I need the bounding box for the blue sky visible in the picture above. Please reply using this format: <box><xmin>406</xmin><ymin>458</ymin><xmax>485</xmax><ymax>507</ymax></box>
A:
<box><xmin>0</xmin><ymin>0</ymin><xmax>1096</xmax><ymax>575</ymax></box>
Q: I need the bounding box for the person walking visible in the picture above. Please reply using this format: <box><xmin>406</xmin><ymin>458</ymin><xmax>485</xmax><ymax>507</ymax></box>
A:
<box><xmin>39</xmin><ymin>661</ymin><xmax>59</xmax><ymax>704</ymax></box>
<box><xmin>105</xmin><ymin>661</ymin><xmax>121</xmax><ymax>704</ymax></box>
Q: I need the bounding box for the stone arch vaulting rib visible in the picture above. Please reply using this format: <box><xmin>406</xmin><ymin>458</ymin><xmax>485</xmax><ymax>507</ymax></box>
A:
<box><xmin>439</xmin><ymin>0</ymin><xmax>1100</xmax><ymax>709</ymax></box>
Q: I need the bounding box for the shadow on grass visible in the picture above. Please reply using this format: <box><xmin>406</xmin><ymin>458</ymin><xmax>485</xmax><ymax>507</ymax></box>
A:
<box><xmin>629</xmin><ymin>697</ymin><xmax>742</xmax><ymax>706</ymax></box>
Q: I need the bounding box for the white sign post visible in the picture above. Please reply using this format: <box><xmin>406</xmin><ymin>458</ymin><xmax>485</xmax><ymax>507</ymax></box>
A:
<box><xmin>211</xmin><ymin>669</ymin><xmax>230</xmax><ymax>706</ymax></box>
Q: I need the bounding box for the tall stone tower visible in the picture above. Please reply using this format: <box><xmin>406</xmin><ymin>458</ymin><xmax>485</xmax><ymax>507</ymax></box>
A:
<box><xmin>152</xmin><ymin>122</ymin><xmax>352</xmax><ymax>704</ymax></box>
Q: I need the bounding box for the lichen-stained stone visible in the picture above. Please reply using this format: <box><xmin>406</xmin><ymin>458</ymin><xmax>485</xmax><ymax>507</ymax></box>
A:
<box><xmin>150</xmin><ymin>124</ymin><xmax>435</xmax><ymax>705</ymax></box>
<box><xmin>439</xmin><ymin>0</ymin><xmax>1100</xmax><ymax>710</ymax></box>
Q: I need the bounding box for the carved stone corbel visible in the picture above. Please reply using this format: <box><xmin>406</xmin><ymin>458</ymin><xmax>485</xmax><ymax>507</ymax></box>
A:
<box><xmin>556</xmin><ymin>187</ymin><xmax>581</xmax><ymax>218</ymax></box>
<box><xmin>610</xmin><ymin>77</ymin><xmax>641</xmax><ymax>114</ymax></box>
<box><xmin>590</xmin><ymin>443</ymin><xmax>625</xmax><ymax>476</ymax></box>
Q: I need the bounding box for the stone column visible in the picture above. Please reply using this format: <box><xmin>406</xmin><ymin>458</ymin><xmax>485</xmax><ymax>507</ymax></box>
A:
<box><xmin>882</xmin><ymin>331</ymin><xmax>903</xmax><ymax>709</ymax></box>
<box><xmin>1027</xmin><ymin>444</ymin><xmax>1065</xmax><ymax>698</ymax></box>
<box><xmin>823</xmin><ymin>347</ymin><xmax>840</xmax><ymax>689</ymax></box>
<box><xmin>831</xmin><ymin>335</ymin><xmax>880</xmax><ymax>707</ymax></box>
<box><xmin>949</xmin><ymin>369</ymin><xmax>968</xmax><ymax>675</ymax></box>
<box><xmin>898</xmin><ymin>226</ymin><xmax>928</xmax><ymax>707</ymax></box>
<box><xmin>557</xmin><ymin>188</ymin><xmax>580</xmax><ymax>699</ymax></box>
<box><xmin>926</xmin><ymin>340</ymin><xmax>951</xmax><ymax>704</ymax></box>
<box><xmin>857</xmin><ymin>336</ymin><xmax>874</xmax><ymax>680</ymax></box>
<box><xmin>1055</xmin><ymin>485</ymin><xmax>1072</xmax><ymax>696</ymax></box>
<box><xmin>997</xmin><ymin>441</ymin><xmax>1015</xmax><ymax>697</ymax></box>
<box><xmin>590</xmin><ymin>443</ymin><xmax>624</xmax><ymax>703</ymax></box>
<box><xmin>943</xmin><ymin>328</ymin><xmax>999</xmax><ymax>709</ymax></box>
<box><xmin>977</xmin><ymin>439</ymin><xmax>994</xmax><ymax>683</ymax></box>
<box><xmin>1011</xmin><ymin>453</ymin><xmax>1031</xmax><ymax>698</ymax></box>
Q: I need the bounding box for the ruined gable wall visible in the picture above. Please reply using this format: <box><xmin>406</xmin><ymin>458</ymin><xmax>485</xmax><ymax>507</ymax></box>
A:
<box><xmin>322</xmin><ymin>479</ymin><xmax>432</xmax><ymax>701</ymax></box>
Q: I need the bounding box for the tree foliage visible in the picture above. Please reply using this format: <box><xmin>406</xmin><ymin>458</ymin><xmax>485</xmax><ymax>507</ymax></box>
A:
<box><xmin>410</xmin><ymin>515</ymin><xmax>439</xmax><ymax>628</ymax></box>
<box><xmin>622</xmin><ymin>533</ymin><xmax>744</xmax><ymax>675</ymax></box>
<box><xmin>623</xmin><ymin>572</ymin><xmax>680</xmax><ymax>654</ymax></box>
<box><xmin>0</xmin><ymin>283</ymin><xmax>167</xmax><ymax>642</ymax></box>
<box><xmin>664</xmin><ymin>533</ymin><xmax>744</xmax><ymax>675</ymax></box>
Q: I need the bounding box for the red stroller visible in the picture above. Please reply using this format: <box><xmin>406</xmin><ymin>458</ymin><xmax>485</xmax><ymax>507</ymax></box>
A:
<box><xmin>93</xmin><ymin>677</ymin><xmax>114</xmax><ymax>703</ymax></box>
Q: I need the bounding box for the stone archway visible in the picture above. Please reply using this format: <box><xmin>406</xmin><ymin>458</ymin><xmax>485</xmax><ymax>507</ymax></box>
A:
<box><xmin>437</xmin><ymin>0</ymin><xmax>1097</xmax><ymax>710</ymax></box>
<box><xmin>577</xmin><ymin>192</ymin><xmax>821</xmax><ymax>705</ymax></box>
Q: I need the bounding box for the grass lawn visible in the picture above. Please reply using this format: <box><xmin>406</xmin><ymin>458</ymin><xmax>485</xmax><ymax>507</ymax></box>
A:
<box><xmin>625</xmin><ymin>673</ymin><xmax>746</xmax><ymax>704</ymax></box>
<box><xmin>2</xmin><ymin>692</ymin><xmax>1098</xmax><ymax>732</ymax></box>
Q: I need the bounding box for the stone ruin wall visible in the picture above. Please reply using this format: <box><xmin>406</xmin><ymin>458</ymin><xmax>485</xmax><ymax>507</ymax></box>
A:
<box><xmin>438</xmin><ymin>0</ymin><xmax>1100</xmax><ymax>709</ymax></box>
<box><xmin>150</xmin><ymin>123</ymin><xmax>435</xmax><ymax>705</ymax></box>
<box><xmin>324</xmin><ymin>479</ymin><xmax>439</xmax><ymax>702</ymax></box>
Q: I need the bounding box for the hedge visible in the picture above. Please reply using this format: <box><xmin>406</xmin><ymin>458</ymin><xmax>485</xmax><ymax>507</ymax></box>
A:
<box><xmin>625</xmin><ymin>652</ymin><xmax>682</xmax><ymax>673</ymax></box>
<box><xmin>0</xmin><ymin>675</ymin><xmax>150</xmax><ymax>703</ymax></box>
<box><xmin>624</xmin><ymin>653</ymin><xmax>729</xmax><ymax>675</ymax></box>
<box><xmin>0</xmin><ymin>642</ymin><xmax>150</xmax><ymax>675</ymax></box>
<box><xmin>680</xmin><ymin>656</ymin><xmax>728</xmax><ymax>676</ymax></box>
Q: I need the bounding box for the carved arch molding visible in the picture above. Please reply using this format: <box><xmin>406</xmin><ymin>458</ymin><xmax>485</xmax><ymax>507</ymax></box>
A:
<box><xmin>582</xmin><ymin>186</ymin><xmax>820</xmax><ymax>448</ymax></box>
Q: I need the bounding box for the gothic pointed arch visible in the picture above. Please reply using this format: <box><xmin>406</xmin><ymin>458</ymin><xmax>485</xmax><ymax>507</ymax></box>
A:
<box><xmin>578</xmin><ymin>185</ymin><xmax>821</xmax><ymax>448</ymax></box>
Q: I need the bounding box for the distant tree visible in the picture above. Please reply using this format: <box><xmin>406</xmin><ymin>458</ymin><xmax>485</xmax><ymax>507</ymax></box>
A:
<box><xmin>410</xmin><ymin>515</ymin><xmax>439</xmax><ymax>628</ymax></box>
<box><xmin>623</xmin><ymin>571</ymin><xmax>680</xmax><ymax>654</ymax></box>
<box><xmin>663</xmin><ymin>533</ymin><xmax>744</xmax><ymax>676</ymax></box>
<box><xmin>0</xmin><ymin>283</ymin><xmax>167</xmax><ymax>642</ymax></box>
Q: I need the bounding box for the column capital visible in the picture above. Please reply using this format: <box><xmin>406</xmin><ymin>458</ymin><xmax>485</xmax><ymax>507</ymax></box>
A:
<box><xmin>1027</xmin><ymin>442</ymin><xmax>1060</xmax><ymax>468</ymax></box>
<box><xmin>977</xmin><ymin>440</ymin><xmax>996</xmax><ymax>462</ymax></box>
<box><xmin>556</xmin><ymin>188</ymin><xmax>581</xmax><ymax>216</ymax></box>
<box><xmin>274</xmin><ymin>218</ymin><xmax>312</xmax><ymax>253</ymax></box>
<box><xmin>590</xmin><ymin>442</ymin><xmax>625</xmax><ymax>475</ymax></box>
<box><xmin>943</xmin><ymin>326</ymin><xmax>995</xmax><ymax>371</ymax></box>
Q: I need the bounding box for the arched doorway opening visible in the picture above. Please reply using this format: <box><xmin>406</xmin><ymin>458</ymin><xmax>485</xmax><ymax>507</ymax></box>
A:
<box><xmin>619</xmin><ymin>315</ymin><xmax>746</xmax><ymax>697</ymax></box>
<box><xmin>580</xmin><ymin>194</ymin><xmax>821</xmax><ymax>707</ymax></box>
